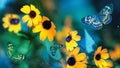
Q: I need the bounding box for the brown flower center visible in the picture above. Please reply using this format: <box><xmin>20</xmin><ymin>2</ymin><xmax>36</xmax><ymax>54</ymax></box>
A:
<box><xmin>29</xmin><ymin>11</ymin><xmax>36</xmax><ymax>18</ymax></box>
<box><xmin>95</xmin><ymin>53</ymin><xmax>101</xmax><ymax>60</ymax></box>
<box><xmin>42</xmin><ymin>20</ymin><xmax>51</xmax><ymax>30</ymax></box>
<box><xmin>66</xmin><ymin>35</ymin><xmax>72</xmax><ymax>42</ymax></box>
<box><xmin>67</xmin><ymin>57</ymin><xmax>76</xmax><ymax>66</ymax></box>
<box><xmin>10</xmin><ymin>18</ymin><xmax>19</xmax><ymax>25</ymax></box>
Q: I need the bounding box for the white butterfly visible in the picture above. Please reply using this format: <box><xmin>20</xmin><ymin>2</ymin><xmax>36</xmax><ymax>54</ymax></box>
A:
<box><xmin>82</xmin><ymin>4</ymin><xmax>113</xmax><ymax>30</ymax></box>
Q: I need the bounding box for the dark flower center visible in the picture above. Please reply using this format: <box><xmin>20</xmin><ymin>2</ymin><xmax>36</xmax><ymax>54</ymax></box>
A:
<box><xmin>66</xmin><ymin>35</ymin><xmax>72</xmax><ymax>42</ymax></box>
<box><xmin>42</xmin><ymin>20</ymin><xmax>51</xmax><ymax>30</ymax></box>
<box><xmin>67</xmin><ymin>57</ymin><xmax>76</xmax><ymax>66</ymax></box>
<box><xmin>29</xmin><ymin>11</ymin><xmax>36</xmax><ymax>18</ymax></box>
<box><xmin>95</xmin><ymin>53</ymin><xmax>101</xmax><ymax>60</ymax></box>
<box><xmin>10</xmin><ymin>18</ymin><xmax>19</xmax><ymax>25</ymax></box>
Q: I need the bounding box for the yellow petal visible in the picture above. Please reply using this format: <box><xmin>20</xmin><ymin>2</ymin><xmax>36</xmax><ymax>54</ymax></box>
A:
<box><xmin>40</xmin><ymin>31</ymin><xmax>47</xmax><ymax>41</ymax></box>
<box><xmin>75</xmin><ymin>62</ymin><xmax>87</xmax><ymax>68</ymax></box>
<box><xmin>2</xmin><ymin>17</ymin><xmax>10</xmax><ymax>24</ymax></box>
<box><xmin>2</xmin><ymin>14</ymin><xmax>11</xmax><ymax>22</ymax></box>
<box><xmin>8</xmin><ymin>28</ymin><xmax>12</xmax><ymax>32</ymax></box>
<box><xmin>101</xmin><ymin>60</ymin><xmax>112</xmax><ymax>68</ymax></box>
<box><xmin>48</xmin><ymin>29</ymin><xmax>56</xmax><ymax>41</ymax></box>
<box><xmin>67</xmin><ymin>64</ymin><xmax>74</xmax><ymax>68</ymax></box>
<box><xmin>14</xmin><ymin>24</ymin><xmax>21</xmax><ymax>33</ymax></box>
<box><xmin>69</xmin><ymin>47</ymin><xmax>79</xmax><ymax>57</ymax></box>
<box><xmin>68</xmin><ymin>41</ymin><xmax>78</xmax><ymax>51</ymax></box>
<box><xmin>22</xmin><ymin>15</ymin><xmax>29</xmax><ymax>22</ymax></box>
<box><xmin>32</xmin><ymin>25</ymin><xmax>41</xmax><ymax>33</ymax></box>
<box><xmin>66</xmin><ymin>42</ymin><xmax>73</xmax><ymax>51</ymax></box>
<box><xmin>76</xmin><ymin>53</ymin><xmax>86</xmax><ymax>61</ymax></box>
<box><xmin>12</xmin><ymin>14</ymin><xmax>19</xmax><ymax>18</ymax></box>
<box><xmin>8</xmin><ymin>25</ymin><xmax>13</xmax><ymax>32</ymax></box>
<box><xmin>100</xmin><ymin>61</ymin><xmax>113</xmax><ymax>68</ymax></box>
<box><xmin>70</xmin><ymin>40</ymin><xmax>78</xmax><ymax>48</ymax></box>
<box><xmin>98</xmin><ymin>64</ymin><xmax>103</xmax><ymax>68</ymax></box>
<box><xmin>32</xmin><ymin>18</ymin><xmax>39</xmax><ymax>26</ymax></box>
<box><xmin>3</xmin><ymin>23</ymin><xmax>9</xmax><ymax>28</ymax></box>
<box><xmin>36</xmin><ymin>15</ymin><xmax>42</xmax><ymax>23</ymax></box>
<box><xmin>71</xmin><ymin>31</ymin><xmax>78</xmax><ymax>36</ymax></box>
<box><xmin>66</xmin><ymin>42</ymin><xmax>70</xmax><ymax>51</ymax></box>
<box><xmin>106</xmin><ymin>61</ymin><xmax>113</xmax><ymax>67</ymax></box>
<box><xmin>101</xmin><ymin>49</ymin><xmax>108</xmax><ymax>54</ymax></box>
<box><xmin>27</xmin><ymin>20</ymin><xmax>32</xmax><ymax>27</ymax></box>
<box><xmin>30</xmin><ymin>4</ymin><xmax>40</xmax><ymax>14</ymax></box>
<box><xmin>48</xmin><ymin>34</ymin><xmax>54</xmax><ymax>41</ymax></box>
<box><xmin>101</xmin><ymin>59</ymin><xmax>108</xmax><ymax>67</ymax></box>
<box><xmin>14</xmin><ymin>29</ymin><xmax>19</xmax><ymax>33</ymax></box>
<box><xmin>95</xmin><ymin>59</ymin><xmax>105</xmax><ymax>68</ymax></box>
<box><xmin>73</xmin><ymin>35</ymin><xmax>81</xmax><ymax>41</ymax></box>
<box><xmin>30</xmin><ymin>4</ymin><xmax>36</xmax><ymax>10</ymax></box>
<box><xmin>82</xmin><ymin>59</ymin><xmax>87</xmax><ymax>64</ymax></box>
<box><xmin>96</xmin><ymin>46</ymin><xmax>102</xmax><ymax>53</ymax></box>
<box><xmin>72</xmin><ymin>47</ymin><xmax>80</xmax><ymax>55</ymax></box>
<box><xmin>69</xmin><ymin>47</ymin><xmax>74</xmax><ymax>51</ymax></box>
<box><xmin>101</xmin><ymin>53</ymin><xmax>109</xmax><ymax>59</ymax></box>
<box><xmin>4</xmin><ymin>14</ymin><xmax>11</xmax><ymax>18</ymax></box>
<box><xmin>34</xmin><ymin>8</ymin><xmax>40</xmax><ymax>15</ymax></box>
<box><xmin>20</xmin><ymin>5</ymin><xmax>30</xmax><ymax>14</ymax></box>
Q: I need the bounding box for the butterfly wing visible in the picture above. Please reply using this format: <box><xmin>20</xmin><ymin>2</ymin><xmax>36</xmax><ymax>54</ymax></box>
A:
<box><xmin>82</xmin><ymin>15</ymin><xmax>95</xmax><ymax>25</ymax></box>
<box><xmin>99</xmin><ymin>14</ymin><xmax>112</xmax><ymax>25</ymax></box>
<box><xmin>99</xmin><ymin>4</ymin><xmax>113</xmax><ymax>15</ymax></box>
<box><xmin>91</xmin><ymin>16</ymin><xmax>103</xmax><ymax>30</ymax></box>
<box><xmin>82</xmin><ymin>4</ymin><xmax>113</xmax><ymax>30</ymax></box>
<box><xmin>50</xmin><ymin>43</ymin><xmax>63</xmax><ymax>56</ymax></box>
<box><xmin>82</xmin><ymin>15</ymin><xmax>103</xmax><ymax>30</ymax></box>
<box><xmin>99</xmin><ymin>4</ymin><xmax>113</xmax><ymax>25</ymax></box>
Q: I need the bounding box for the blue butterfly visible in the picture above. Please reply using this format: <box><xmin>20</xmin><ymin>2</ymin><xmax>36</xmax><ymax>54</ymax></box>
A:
<box><xmin>50</xmin><ymin>43</ymin><xmax>63</xmax><ymax>56</ymax></box>
<box><xmin>82</xmin><ymin>4</ymin><xmax>113</xmax><ymax>30</ymax></box>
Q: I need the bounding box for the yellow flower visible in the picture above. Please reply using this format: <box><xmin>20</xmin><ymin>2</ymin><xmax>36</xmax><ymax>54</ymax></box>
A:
<box><xmin>66</xmin><ymin>47</ymin><xmax>87</xmax><ymax>68</ymax></box>
<box><xmin>56</xmin><ymin>24</ymin><xmax>71</xmax><ymax>43</ymax></box>
<box><xmin>20</xmin><ymin>4</ymin><xmax>42</xmax><ymax>27</ymax></box>
<box><xmin>65</xmin><ymin>31</ymin><xmax>81</xmax><ymax>51</ymax></box>
<box><xmin>110</xmin><ymin>45</ymin><xmax>120</xmax><ymax>60</ymax></box>
<box><xmin>56</xmin><ymin>27</ymin><xmax>71</xmax><ymax>44</ymax></box>
<box><xmin>94</xmin><ymin>46</ymin><xmax>113</xmax><ymax>68</ymax></box>
<box><xmin>2</xmin><ymin>14</ymin><xmax>21</xmax><ymax>33</ymax></box>
<box><xmin>32</xmin><ymin>16</ymin><xmax>56</xmax><ymax>41</ymax></box>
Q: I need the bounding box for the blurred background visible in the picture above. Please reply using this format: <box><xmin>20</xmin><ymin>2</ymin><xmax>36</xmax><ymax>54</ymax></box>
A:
<box><xmin>0</xmin><ymin>0</ymin><xmax>120</xmax><ymax>68</ymax></box>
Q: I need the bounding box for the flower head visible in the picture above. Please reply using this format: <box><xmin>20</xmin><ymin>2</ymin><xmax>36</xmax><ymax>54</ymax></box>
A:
<box><xmin>20</xmin><ymin>4</ymin><xmax>42</xmax><ymax>27</ymax></box>
<box><xmin>67</xmin><ymin>47</ymin><xmax>87</xmax><ymax>68</ymax></box>
<box><xmin>56</xmin><ymin>26</ymin><xmax>71</xmax><ymax>44</ymax></box>
<box><xmin>32</xmin><ymin>16</ymin><xmax>56</xmax><ymax>41</ymax></box>
<box><xmin>2</xmin><ymin>14</ymin><xmax>21</xmax><ymax>33</ymax></box>
<box><xmin>65</xmin><ymin>31</ymin><xmax>81</xmax><ymax>51</ymax></box>
<box><xmin>94</xmin><ymin>46</ymin><xmax>113</xmax><ymax>68</ymax></box>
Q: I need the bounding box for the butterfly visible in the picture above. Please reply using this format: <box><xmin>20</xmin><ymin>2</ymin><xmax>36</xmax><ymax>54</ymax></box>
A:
<box><xmin>7</xmin><ymin>42</ymin><xmax>24</xmax><ymax>62</ymax></box>
<box><xmin>50</xmin><ymin>43</ymin><xmax>63</xmax><ymax>56</ymax></box>
<box><xmin>82</xmin><ymin>4</ymin><xmax>113</xmax><ymax>30</ymax></box>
